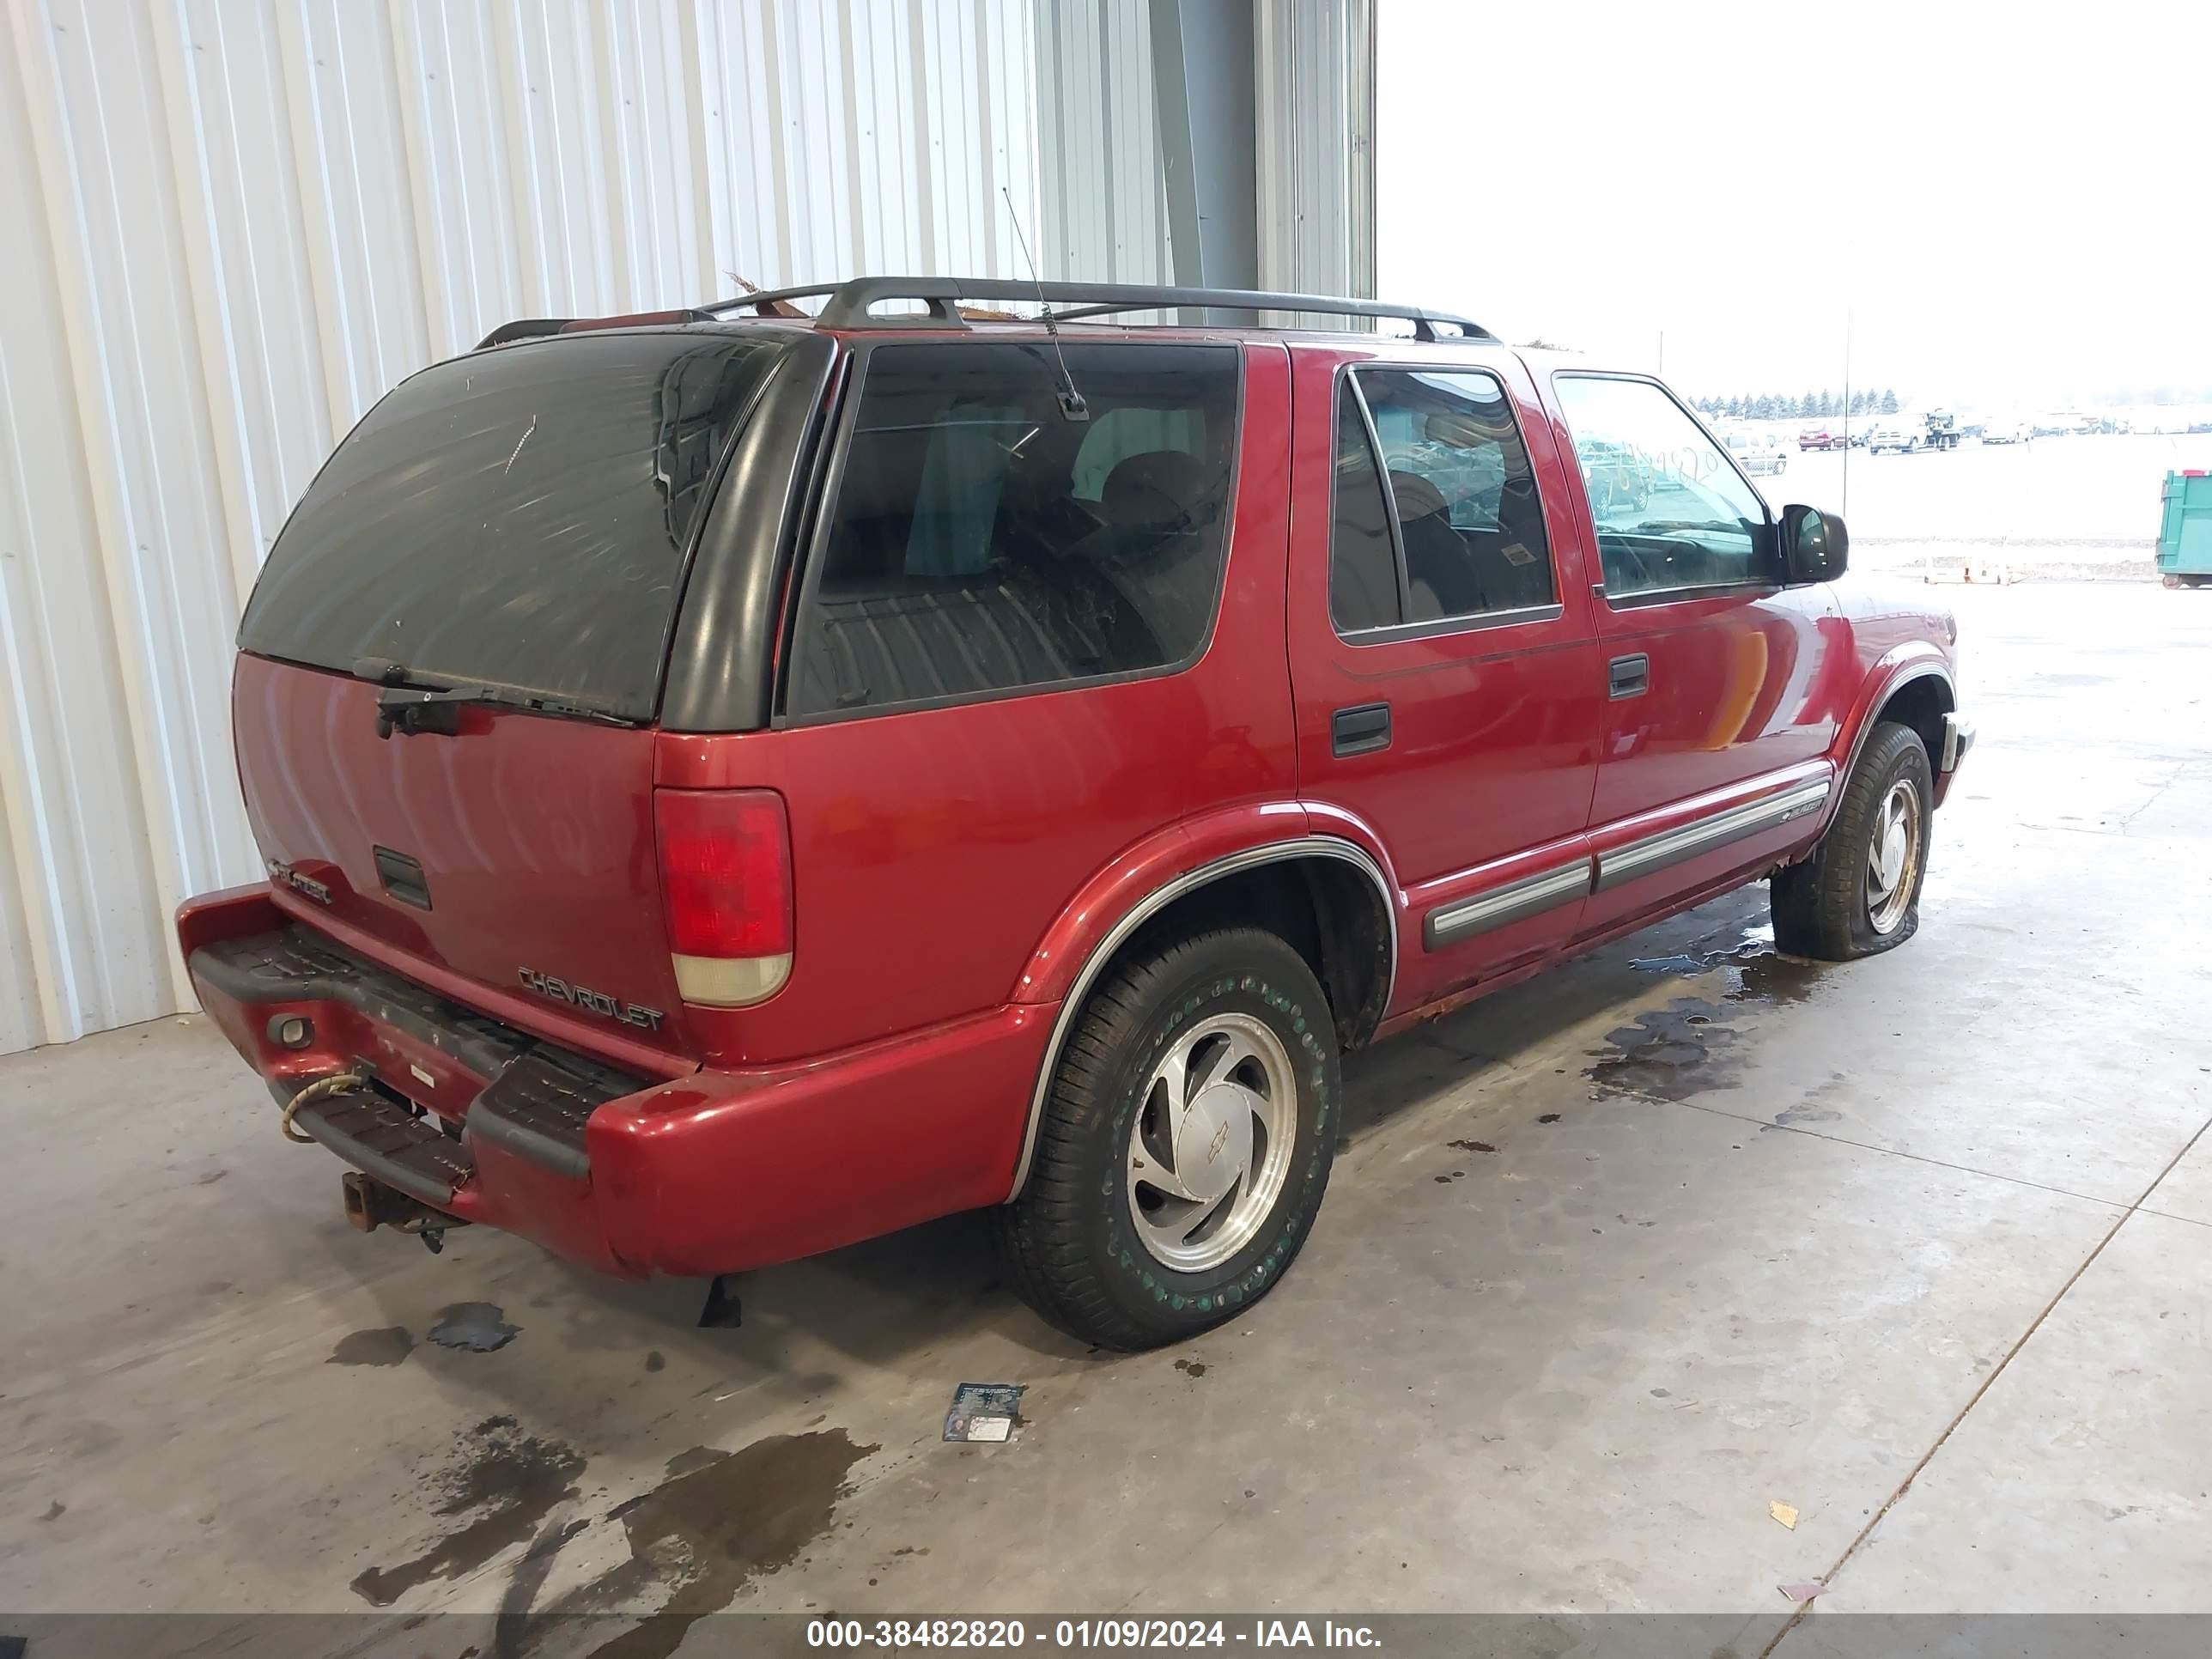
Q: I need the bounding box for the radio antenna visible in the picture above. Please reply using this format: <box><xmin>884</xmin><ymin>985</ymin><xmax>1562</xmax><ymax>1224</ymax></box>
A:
<box><xmin>1003</xmin><ymin>185</ymin><xmax>1087</xmax><ymax>421</ymax></box>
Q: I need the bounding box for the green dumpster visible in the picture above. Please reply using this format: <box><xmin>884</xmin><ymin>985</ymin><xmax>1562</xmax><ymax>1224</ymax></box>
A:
<box><xmin>2159</xmin><ymin>470</ymin><xmax>2212</xmax><ymax>587</ymax></box>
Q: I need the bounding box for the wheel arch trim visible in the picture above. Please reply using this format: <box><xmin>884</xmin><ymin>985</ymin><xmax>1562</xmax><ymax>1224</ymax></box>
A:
<box><xmin>1003</xmin><ymin>835</ymin><xmax>1398</xmax><ymax>1201</ymax></box>
<box><xmin>1824</xmin><ymin>656</ymin><xmax>1954</xmax><ymax>834</ymax></box>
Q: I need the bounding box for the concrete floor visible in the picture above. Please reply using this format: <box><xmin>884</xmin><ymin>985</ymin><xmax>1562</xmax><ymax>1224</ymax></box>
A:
<box><xmin>4</xmin><ymin>582</ymin><xmax>2209</xmax><ymax>1650</ymax></box>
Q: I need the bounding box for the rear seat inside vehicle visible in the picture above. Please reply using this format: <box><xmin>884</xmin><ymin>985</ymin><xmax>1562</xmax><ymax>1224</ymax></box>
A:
<box><xmin>794</xmin><ymin>447</ymin><xmax>1224</xmax><ymax>714</ymax></box>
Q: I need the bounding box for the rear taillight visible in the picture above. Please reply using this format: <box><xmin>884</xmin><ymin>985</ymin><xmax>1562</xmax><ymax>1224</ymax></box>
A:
<box><xmin>654</xmin><ymin>788</ymin><xmax>793</xmax><ymax>1007</ymax></box>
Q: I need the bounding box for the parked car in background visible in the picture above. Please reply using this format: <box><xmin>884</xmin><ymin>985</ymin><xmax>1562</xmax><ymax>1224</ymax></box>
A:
<box><xmin>1798</xmin><ymin>425</ymin><xmax>1844</xmax><ymax>451</ymax></box>
<box><xmin>174</xmin><ymin>277</ymin><xmax>1971</xmax><ymax>1349</ymax></box>
<box><xmin>1722</xmin><ymin>425</ymin><xmax>1790</xmax><ymax>476</ymax></box>
<box><xmin>1867</xmin><ymin>422</ymin><xmax>1922</xmax><ymax>454</ymax></box>
<box><xmin>1982</xmin><ymin>418</ymin><xmax>2033</xmax><ymax>445</ymax></box>
<box><xmin>1572</xmin><ymin>435</ymin><xmax>1655</xmax><ymax>515</ymax></box>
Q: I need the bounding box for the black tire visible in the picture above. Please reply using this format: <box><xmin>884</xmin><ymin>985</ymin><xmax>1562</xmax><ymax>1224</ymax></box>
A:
<box><xmin>1771</xmin><ymin>721</ymin><xmax>1936</xmax><ymax>961</ymax></box>
<box><xmin>997</xmin><ymin>927</ymin><xmax>1340</xmax><ymax>1350</ymax></box>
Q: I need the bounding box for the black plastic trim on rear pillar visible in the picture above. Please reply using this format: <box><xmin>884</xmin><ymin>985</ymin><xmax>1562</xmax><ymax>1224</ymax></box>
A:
<box><xmin>659</xmin><ymin>330</ymin><xmax>841</xmax><ymax>732</ymax></box>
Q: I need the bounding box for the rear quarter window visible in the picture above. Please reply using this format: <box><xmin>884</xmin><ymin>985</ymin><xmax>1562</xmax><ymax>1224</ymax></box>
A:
<box><xmin>786</xmin><ymin>341</ymin><xmax>1241</xmax><ymax>720</ymax></box>
<box><xmin>239</xmin><ymin>331</ymin><xmax>784</xmax><ymax>720</ymax></box>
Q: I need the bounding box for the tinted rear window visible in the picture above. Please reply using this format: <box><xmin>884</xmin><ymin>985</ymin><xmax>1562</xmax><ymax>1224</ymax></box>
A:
<box><xmin>240</xmin><ymin>331</ymin><xmax>785</xmax><ymax>720</ymax></box>
<box><xmin>787</xmin><ymin>341</ymin><xmax>1240</xmax><ymax>719</ymax></box>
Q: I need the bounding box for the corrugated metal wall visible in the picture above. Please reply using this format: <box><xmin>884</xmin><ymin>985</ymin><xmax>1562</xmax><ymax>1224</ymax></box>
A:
<box><xmin>1255</xmin><ymin>0</ymin><xmax>1371</xmax><ymax>301</ymax></box>
<box><xmin>1034</xmin><ymin>0</ymin><xmax>1163</xmax><ymax>285</ymax></box>
<box><xmin>0</xmin><ymin>0</ymin><xmax>1367</xmax><ymax>1056</ymax></box>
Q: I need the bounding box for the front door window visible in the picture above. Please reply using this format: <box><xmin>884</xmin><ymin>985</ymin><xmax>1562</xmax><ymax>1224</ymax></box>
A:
<box><xmin>1554</xmin><ymin>376</ymin><xmax>1771</xmax><ymax>599</ymax></box>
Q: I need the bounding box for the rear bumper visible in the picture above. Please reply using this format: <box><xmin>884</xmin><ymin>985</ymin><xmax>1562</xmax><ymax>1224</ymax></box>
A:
<box><xmin>178</xmin><ymin>886</ymin><xmax>1048</xmax><ymax>1278</ymax></box>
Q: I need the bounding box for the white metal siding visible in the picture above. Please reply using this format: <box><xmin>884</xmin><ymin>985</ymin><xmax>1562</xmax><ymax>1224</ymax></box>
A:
<box><xmin>1255</xmin><ymin>0</ymin><xmax>1372</xmax><ymax>306</ymax></box>
<box><xmin>0</xmin><ymin>0</ymin><xmax>1357</xmax><ymax>1056</ymax></box>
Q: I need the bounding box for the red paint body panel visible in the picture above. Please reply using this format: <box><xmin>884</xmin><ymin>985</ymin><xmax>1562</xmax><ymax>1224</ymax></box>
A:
<box><xmin>650</xmin><ymin>343</ymin><xmax>1297</xmax><ymax>1064</ymax></box>
<box><xmin>1286</xmin><ymin>343</ymin><xmax>1607</xmax><ymax>1010</ymax></box>
<box><xmin>1010</xmin><ymin>799</ymin><xmax>1317</xmax><ymax>1006</ymax></box>
<box><xmin>180</xmin><ymin>884</ymin><xmax>1048</xmax><ymax>1277</ymax></box>
<box><xmin>586</xmin><ymin>1005</ymin><xmax>1048</xmax><ymax>1276</ymax></box>
<box><xmin>233</xmin><ymin>654</ymin><xmax>696</xmax><ymax>1061</ymax></box>
<box><xmin>1586</xmin><ymin>581</ymin><xmax>1842</xmax><ymax>821</ymax></box>
<box><xmin>187</xmin><ymin>319</ymin><xmax>1963</xmax><ymax>1289</ymax></box>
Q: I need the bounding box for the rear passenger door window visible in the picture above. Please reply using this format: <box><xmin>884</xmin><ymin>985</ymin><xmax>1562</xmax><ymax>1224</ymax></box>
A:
<box><xmin>788</xmin><ymin>342</ymin><xmax>1239</xmax><ymax>719</ymax></box>
<box><xmin>1328</xmin><ymin>368</ymin><xmax>1558</xmax><ymax>637</ymax></box>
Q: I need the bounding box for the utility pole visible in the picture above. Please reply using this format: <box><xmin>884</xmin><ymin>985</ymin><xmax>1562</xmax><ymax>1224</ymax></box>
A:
<box><xmin>1841</xmin><ymin>309</ymin><xmax>1853</xmax><ymax>518</ymax></box>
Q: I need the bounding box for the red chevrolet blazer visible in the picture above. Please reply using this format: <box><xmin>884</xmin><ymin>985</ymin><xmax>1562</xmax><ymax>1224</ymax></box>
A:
<box><xmin>178</xmin><ymin>277</ymin><xmax>1972</xmax><ymax>1349</ymax></box>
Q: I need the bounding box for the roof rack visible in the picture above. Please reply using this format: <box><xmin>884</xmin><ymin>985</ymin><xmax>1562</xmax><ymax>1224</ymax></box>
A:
<box><xmin>698</xmin><ymin>277</ymin><xmax>1490</xmax><ymax>341</ymax></box>
<box><xmin>475</xmin><ymin>308</ymin><xmax>716</xmax><ymax>350</ymax></box>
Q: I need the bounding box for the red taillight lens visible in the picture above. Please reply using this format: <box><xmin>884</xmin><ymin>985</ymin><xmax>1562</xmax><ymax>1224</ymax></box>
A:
<box><xmin>654</xmin><ymin>789</ymin><xmax>793</xmax><ymax>1006</ymax></box>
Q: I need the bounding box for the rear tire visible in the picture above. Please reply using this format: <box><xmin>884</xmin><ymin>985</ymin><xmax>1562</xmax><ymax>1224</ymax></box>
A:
<box><xmin>997</xmin><ymin>927</ymin><xmax>1340</xmax><ymax>1351</ymax></box>
<box><xmin>1771</xmin><ymin>721</ymin><xmax>1936</xmax><ymax>961</ymax></box>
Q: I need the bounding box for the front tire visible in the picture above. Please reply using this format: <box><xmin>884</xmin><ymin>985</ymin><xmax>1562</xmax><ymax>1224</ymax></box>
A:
<box><xmin>1771</xmin><ymin>721</ymin><xmax>1936</xmax><ymax>961</ymax></box>
<box><xmin>998</xmin><ymin>927</ymin><xmax>1340</xmax><ymax>1350</ymax></box>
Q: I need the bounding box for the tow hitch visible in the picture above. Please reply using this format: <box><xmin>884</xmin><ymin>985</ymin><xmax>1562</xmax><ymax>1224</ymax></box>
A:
<box><xmin>341</xmin><ymin>1171</ymin><xmax>467</xmax><ymax>1254</ymax></box>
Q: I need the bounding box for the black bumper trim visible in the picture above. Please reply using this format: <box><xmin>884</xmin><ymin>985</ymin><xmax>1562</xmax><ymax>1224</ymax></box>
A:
<box><xmin>276</xmin><ymin>1082</ymin><xmax>473</xmax><ymax>1208</ymax></box>
<box><xmin>205</xmin><ymin>928</ymin><xmax>647</xmax><ymax>1183</ymax></box>
<box><xmin>195</xmin><ymin>929</ymin><xmax>526</xmax><ymax>1078</ymax></box>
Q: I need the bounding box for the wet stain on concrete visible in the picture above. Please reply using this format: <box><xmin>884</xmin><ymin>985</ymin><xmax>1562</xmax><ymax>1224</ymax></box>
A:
<box><xmin>1728</xmin><ymin>951</ymin><xmax>1824</xmax><ymax>1006</ymax></box>
<box><xmin>349</xmin><ymin>1415</ymin><xmax>586</xmax><ymax>1607</ymax></box>
<box><xmin>1175</xmin><ymin>1358</ymin><xmax>1208</xmax><ymax>1378</ymax></box>
<box><xmin>1589</xmin><ymin>1000</ymin><xmax>1742</xmax><ymax>1100</ymax></box>
<box><xmin>505</xmin><ymin>1431</ymin><xmax>876</xmax><ymax>1659</ymax></box>
<box><xmin>196</xmin><ymin>1168</ymin><xmax>229</xmax><ymax>1186</ymax></box>
<box><xmin>644</xmin><ymin>1351</ymin><xmax>666</xmax><ymax>1373</ymax></box>
<box><xmin>1632</xmin><ymin>933</ymin><xmax>1825</xmax><ymax>1007</ymax></box>
<box><xmin>329</xmin><ymin>1326</ymin><xmax>416</xmax><ymax>1368</ymax></box>
<box><xmin>1628</xmin><ymin>952</ymin><xmax>1708</xmax><ymax>977</ymax></box>
<box><xmin>654</xmin><ymin>1446</ymin><xmax>730</xmax><ymax>1483</ymax></box>
<box><xmin>1773</xmin><ymin>1101</ymin><xmax>1844</xmax><ymax>1129</ymax></box>
<box><xmin>428</xmin><ymin>1302</ymin><xmax>521</xmax><ymax>1353</ymax></box>
<box><xmin>1536</xmin><ymin>1113</ymin><xmax>1562</xmax><ymax>1124</ymax></box>
<box><xmin>494</xmin><ymin>1515</ymin><xmax>590</xmax><ymax>1655</ymax></box>
<box><xmin>1447</xmin><ymin>1139</ymin><xmax>1497</xmax><ymax>1154</ymax></box>
<box><xmin>39</xmin><ymin>1500</ymin><xmax>64</xmax><ymax>1522</ymax></box>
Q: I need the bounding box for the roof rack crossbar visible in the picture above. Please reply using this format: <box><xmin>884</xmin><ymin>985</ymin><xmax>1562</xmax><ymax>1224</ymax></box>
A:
<box><xmin>696</xmin><ymin>284</ymin><xmax>847</xmax><ymax>317</ymax></box>
<box><xmin>699</xmin><ymin>276</ymin><xmax>1490</xmax><ymax>340</ymax></box>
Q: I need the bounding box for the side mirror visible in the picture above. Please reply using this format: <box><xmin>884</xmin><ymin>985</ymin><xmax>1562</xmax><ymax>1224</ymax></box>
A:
<box><xmin>1779</xmin><ymin>504</ymin><xmax>1849</xmax><ymax>584</ymax></box>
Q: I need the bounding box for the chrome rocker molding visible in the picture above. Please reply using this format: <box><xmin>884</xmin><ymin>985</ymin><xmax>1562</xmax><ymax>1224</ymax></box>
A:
<box><xmin>1594</xmin><ymin>779</ymin><xmax>1832</xmax><ymax>894</ymax></box>
<box><xmin>1004</xmin><ymin>836</ymin><xmax>1399</xmax><ymax>1201</ymax></box>
<box><xmin>1423</xmin><ymin>858</ymin><xmax>1593</xmax><ymax>951</ymax></box>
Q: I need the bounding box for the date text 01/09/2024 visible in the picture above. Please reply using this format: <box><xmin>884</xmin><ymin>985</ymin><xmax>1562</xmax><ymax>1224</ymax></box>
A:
<box><xmin>804</xmin><ymin>1620</ymin><xmax>1383</xmax><ymax>1650</ymax></box>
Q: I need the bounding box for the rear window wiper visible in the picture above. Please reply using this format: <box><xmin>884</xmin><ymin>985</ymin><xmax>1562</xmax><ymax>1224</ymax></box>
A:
<box><xmin>355</xmin><ymin>659</ymin><xmax>635</xmax><ymax>737</ymax></box>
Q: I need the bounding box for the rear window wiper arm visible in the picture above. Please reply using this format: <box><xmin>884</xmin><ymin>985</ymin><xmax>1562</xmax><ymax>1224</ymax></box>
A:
<box><xmin>355</xmin><ymin>659</ymin><xmax>633</xmax><ymax>737</ymax></box>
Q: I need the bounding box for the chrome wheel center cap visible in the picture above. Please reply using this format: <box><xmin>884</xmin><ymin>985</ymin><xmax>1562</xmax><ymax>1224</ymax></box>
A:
<box><xmin>1875</xmin><ymin>818</ymin><xmax>1905</xmax><ymax>887</ymax></box>
<box><xmin>1175</xmin><ymin>1082</ymin><xmax>1255</xmax><ymax>1206</ymax></box>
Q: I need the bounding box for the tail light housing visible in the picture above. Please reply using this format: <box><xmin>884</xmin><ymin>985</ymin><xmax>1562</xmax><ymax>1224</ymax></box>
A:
<box><xmin>654</xmin><ymin>788</ymin><xmax>793</xmax><ymax>1007</ymax></box>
